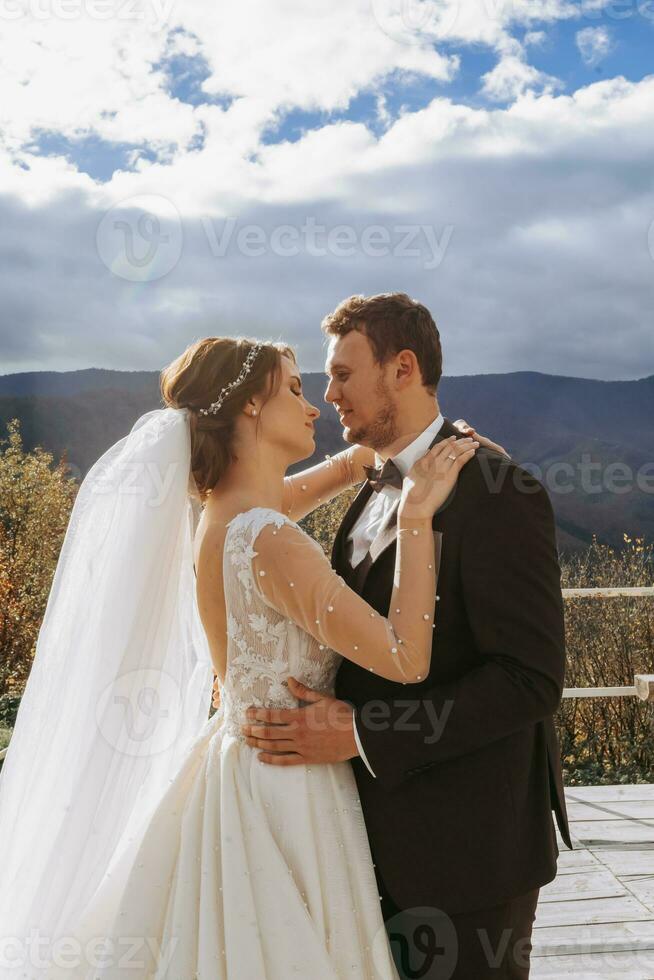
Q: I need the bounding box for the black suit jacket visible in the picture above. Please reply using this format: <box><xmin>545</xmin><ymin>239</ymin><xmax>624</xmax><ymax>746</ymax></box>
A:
<box><xmin>332</xmin><ymin>418</ymin><xmax>572</xmax><ymax>916</ymax></box>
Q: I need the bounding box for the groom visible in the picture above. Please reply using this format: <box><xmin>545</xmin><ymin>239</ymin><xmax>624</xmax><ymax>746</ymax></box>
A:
<box><xmin>242</xmin><ymin>292</ymin><xmax>571</xmax><ymax>978</ymax></box>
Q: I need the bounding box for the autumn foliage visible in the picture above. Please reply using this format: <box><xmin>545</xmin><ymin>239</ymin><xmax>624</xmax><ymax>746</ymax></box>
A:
<box><xmin>1</xmin><ymin>422</ymin><xmax>652</xmax><ymax>782</ymax></box>
<box><xmin>0</xmin><ymin>419</ymin><xmax>78</xmax><ymax>701</ymax></box>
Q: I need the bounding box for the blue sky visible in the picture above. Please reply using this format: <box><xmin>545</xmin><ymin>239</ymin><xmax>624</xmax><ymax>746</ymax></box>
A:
<box><xmin>524</xmin><ymin>13</ymin><xmax>653</xmax><ymax>87</ymax></box>
<box><xmin>1</xmin><ymin>1</ymin><xmax>653</xmax><ymax>380</ymax></box>
<box><xmin>28</xmin><ymin>9</ymin><xmax>654</xmax><ymax>176</ymax></box>
<box><xmin>22</xmin><ymin>10</ymin><xmax>652</xmax><ymax>175</ymax></box>
<box><xmin>263</xmin><ymin>13</ymin><xmax>654</xmax><ymax>145</ymax></box>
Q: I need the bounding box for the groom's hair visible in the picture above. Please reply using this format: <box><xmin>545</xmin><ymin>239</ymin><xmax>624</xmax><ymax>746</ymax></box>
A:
<box><xmin>321</xmin><ymin>292</ymin><xmax>442</xmax><ymax>394</ymax></box>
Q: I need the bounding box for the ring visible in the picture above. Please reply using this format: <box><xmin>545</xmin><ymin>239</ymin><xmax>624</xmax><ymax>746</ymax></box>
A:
<box><xmin>447</xmin><ymin>454</ymin><xmax>456</xmax><ymax>461</ymax></box>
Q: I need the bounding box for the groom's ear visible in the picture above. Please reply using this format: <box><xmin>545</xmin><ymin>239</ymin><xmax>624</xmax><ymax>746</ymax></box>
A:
<box><xmin>393</xmin><ymin>348</ymin><xmax>423</xmax><ymax>387</ymax></box>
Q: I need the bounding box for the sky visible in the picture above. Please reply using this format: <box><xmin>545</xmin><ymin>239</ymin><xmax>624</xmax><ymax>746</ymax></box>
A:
<box><xmin>0</xmin><ymin>0</ymin><xmax>653</xmax><ymax>381</ymax></box>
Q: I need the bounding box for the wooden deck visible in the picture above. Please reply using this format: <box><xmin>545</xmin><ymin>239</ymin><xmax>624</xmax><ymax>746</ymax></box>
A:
<box><xmin>533</xmin><ymin>784</ymin><xmax>654</xmax><ymax>978</ymax></box>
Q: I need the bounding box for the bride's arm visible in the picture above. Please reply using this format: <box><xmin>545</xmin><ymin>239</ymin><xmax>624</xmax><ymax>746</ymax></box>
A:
<box><xmin>250</xmin><ymin>518</ymin><xmax>437</xmax><ymax>684</ymax></box>
<box><xmin>282</xmin><ymin>444</ymin><xmax>375</xmax><ymax>522</ymax></box>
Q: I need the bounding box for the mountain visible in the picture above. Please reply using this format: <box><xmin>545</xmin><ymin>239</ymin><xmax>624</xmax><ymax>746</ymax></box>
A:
<box><xmin>1</xmin><ymin>368</ymin><xmax>653</xmax><ymax>552</ymax></box>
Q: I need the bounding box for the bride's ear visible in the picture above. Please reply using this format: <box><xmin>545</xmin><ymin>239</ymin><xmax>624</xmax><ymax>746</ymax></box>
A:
<box><xmin>243</xmin><ymin>398</ymin><xmax>259</xmax><ymax>418</ymax></box>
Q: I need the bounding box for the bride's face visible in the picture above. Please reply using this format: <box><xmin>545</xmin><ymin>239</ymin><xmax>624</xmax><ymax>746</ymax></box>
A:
<box><xmin>258</xmin><ymin>355</ymin><xmax>320</xmax><ymax>461</ymax></box>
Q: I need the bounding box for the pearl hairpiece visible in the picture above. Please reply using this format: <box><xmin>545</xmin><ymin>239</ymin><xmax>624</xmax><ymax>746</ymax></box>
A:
<box><xmin>199</xmin><ymin>343</ymin><xmax>264</xmax><ymax>416</ymax></box>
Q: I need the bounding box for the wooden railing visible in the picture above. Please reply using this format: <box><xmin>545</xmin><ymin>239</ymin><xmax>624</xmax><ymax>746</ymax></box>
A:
<box><xmin>1</xmin><ymin>587</ymin><xmax>652</xmax><ymax>764</ymax></box>
<box><xmin>560</xmin><ymin>586</ymin><xmax>654</xmax><ymax>701</ymax></box>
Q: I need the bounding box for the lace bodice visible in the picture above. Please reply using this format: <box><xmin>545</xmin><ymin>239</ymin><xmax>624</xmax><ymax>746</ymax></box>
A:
<box><xmin>220</xmin><ymin>508</ymin><xmax>342</xmax><ymax>740</ymax></box>
<box><xmin>219</xmin><ymin>505</ymin><xmax>439</xmax><ymax>743</ymax></box>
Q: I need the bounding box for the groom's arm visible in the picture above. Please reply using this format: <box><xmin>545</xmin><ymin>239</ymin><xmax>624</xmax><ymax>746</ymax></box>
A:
<box><xmin>353</xmin><ymin>463</ymin><xmax>566</xmax><ymax>793</ymax></box>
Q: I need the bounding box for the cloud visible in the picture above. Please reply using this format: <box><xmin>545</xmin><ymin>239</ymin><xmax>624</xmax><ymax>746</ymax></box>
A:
<box><xmin>480</xmin><ymin>54</ymin><xmax>562</xmax><ymax>102</ymax></box>
<box><xmin>576</xmin><ymin>26</ymin><xmax>613</xmax><ymax>68</ymax></box>
<box><xmin>0</xmin><ymin>1</ymin><xmax>651</xmax><ymax>382</ymax></box>
<box><xmin>0</xmin><ymin>1</ymin><xmax>459</xmax><ymax>162</ymax></box>
<box><xmin>524</xmin><ymin>30</ymin><xmax>548</xmax><ymax>47</ymax></box>
<box><xmin>2</xmin><ymin>73</ymin><xmax>654</xmax><ymax>381</ymax></box>
<box><xmin>0</xmin><ymin>0</ymin><xmax>617</xmax><ymax>157</ymax></box>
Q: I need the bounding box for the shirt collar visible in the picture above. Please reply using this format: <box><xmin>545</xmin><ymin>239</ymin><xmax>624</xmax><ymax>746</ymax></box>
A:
<box><xmin>374</xmin><ymin>412</ymin><xmax>445</xmax><ymax>478</ymax></box>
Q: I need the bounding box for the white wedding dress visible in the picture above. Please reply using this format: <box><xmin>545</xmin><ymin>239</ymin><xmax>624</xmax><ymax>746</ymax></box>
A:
<box><xmin>53</xmin><ymin>507</ymin><xmax>401</xmax><ymax>980</ymax></box>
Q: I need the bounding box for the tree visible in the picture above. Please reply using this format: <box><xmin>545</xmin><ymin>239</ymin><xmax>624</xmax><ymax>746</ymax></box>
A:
<box><xmin>0</xmin><ymin>419</ymin><xmax>78</xmax><ymax>699</ymax></box>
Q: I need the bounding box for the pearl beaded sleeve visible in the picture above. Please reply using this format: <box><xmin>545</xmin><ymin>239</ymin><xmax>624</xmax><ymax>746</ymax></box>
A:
<box><xmin>250</xmin><ymin>516</ymin><xmax>438</xmax><ymax>683</ymax></box>
<box><xmin>281</xmin><ymin>446</ymin><xmax>359</xmax><ymax>523</ymax></box>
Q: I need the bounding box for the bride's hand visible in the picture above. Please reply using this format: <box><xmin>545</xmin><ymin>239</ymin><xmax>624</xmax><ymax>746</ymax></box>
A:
<box><xmin>453</xmin><ymin>419</ymin><xmax>509</xmax><ymax>458</ymax></box>
<box><xmin>350</xmin><ymin>444</ymin><xmax>376</xmax><ymax>481</ymax></box>
<box><xmin>212</xmin><ymin>675</ymin><xmax>221</xmax><ymax>710</ymax></box>
<box><xmin>399</xmin><ymin>437</ymin><xmax>478</xmax><ymax>520</ymax></box>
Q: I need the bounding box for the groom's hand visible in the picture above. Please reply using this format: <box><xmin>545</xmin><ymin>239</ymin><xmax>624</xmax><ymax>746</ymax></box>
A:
<box><xmin>241</xmin><ymin>677</ymin><xmax>359</xmax><ymax>766</ymax></box>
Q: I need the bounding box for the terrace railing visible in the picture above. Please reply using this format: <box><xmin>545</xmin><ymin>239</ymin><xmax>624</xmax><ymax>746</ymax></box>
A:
<box><xmin>1</xmin><ymin>587</ymin><xmax>653</xmax><ymax>764</ymax></box>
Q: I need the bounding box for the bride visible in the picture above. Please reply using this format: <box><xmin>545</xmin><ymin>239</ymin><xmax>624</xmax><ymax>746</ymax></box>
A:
<box><xmin>0</xmin><ymin>336</ymin><xmax>478</xmax><ymax>979</ymax></box>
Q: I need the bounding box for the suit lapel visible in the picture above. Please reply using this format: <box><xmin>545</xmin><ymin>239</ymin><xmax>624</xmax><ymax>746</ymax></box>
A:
<box><xmin>354</xmin><ymin>418</ymin><xmax>459</xmax><ymax>590</ymax></box>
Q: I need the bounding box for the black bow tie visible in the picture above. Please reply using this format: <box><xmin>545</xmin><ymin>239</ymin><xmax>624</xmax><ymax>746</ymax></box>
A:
<box><xmin>362</xmin><ymin>458</ymin><xmax>403</xmax><ymax>493</ymax></box>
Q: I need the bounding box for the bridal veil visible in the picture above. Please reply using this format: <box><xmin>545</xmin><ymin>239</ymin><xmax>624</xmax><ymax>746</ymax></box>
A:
<box><xmin>0</xmin><ymin>407</ymin><xmax>214</xmax><ymax>977</ymax></box>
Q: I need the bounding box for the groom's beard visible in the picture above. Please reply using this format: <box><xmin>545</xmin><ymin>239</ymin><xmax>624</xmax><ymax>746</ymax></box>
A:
<box><xmin>347</xmin><ymin>377</ymin><xmax>399</xmax><ymax>452</ymax></box>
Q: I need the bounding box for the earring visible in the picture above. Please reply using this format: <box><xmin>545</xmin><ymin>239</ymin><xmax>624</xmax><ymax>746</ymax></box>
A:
<box><xmin>251</xmin><ymin>410</ymin><xmax>257</xmax><ymax>416</ymax></box>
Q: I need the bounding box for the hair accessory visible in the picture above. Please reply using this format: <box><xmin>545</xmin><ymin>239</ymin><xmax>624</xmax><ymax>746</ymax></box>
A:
<box><xmin>199</xmin><ymin>343</ymin><xmax>264</xmax><ymax>416</ymax></box>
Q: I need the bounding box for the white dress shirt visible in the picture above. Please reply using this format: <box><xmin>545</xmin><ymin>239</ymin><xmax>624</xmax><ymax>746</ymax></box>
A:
<box><xmin>347</xmin><ymin>412</ymin><xmax>445</xmax><ymax>777</ymax></box>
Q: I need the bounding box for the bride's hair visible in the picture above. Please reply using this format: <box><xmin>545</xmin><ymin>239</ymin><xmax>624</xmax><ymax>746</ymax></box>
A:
<box><xmin>160</xmin><ymin>336</ymin><xmax>296</xmax><ymax>503</ymax></box>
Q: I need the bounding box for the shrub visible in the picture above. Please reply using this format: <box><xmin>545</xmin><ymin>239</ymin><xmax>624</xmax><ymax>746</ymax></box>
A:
<box><xmin>0</xmin><ymin>419</ymin><xmax>79</xmax><ymax>700</ymax></box>
<box><xmin>557</xmin><ymin>536</ymin><xmax>654</xmax><ymax>785</ymax></box>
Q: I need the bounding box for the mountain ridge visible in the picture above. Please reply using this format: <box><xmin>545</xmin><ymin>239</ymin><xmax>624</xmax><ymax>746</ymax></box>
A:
<box><xmin>2</xmin><ymin>366</ymin><xmax>653</xmax><ymax>394</ymax></box>
<box><xmin>1</xmin><ymin>368</ymin><xmax>652</xmax><ymax>553</ymax></box>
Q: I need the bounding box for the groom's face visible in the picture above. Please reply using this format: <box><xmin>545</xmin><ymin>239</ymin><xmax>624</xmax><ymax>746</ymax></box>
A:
<box><xmin>324</xmin><ymin>330</ymin><xmax>399</xmax><ymax>451</ymax></box>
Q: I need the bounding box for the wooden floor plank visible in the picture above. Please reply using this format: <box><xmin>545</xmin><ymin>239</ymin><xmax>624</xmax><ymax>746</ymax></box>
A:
<box><xmin>530</xmin><ymin>947</ymin><xmax>654</xmax><ymax>978</ymax></box>
<box><xmin>532</xmin><ymin>785</ymin><xmax>654</xmax><ymax>973</ymax></box>
<box><xmin>565</xmin><ymin>785</ymin><xmax>654</xmax><ymax>803</ymax></box>
<box><xmin>585</xmin><ymin>850</ymin><xmax>654</xmax><ymax>876</ymax></box>
<box><xmin>532</xmin><ymin>919</ymin><xmax>654</xmax><ymax>956</ymax></box>
<box><xmin>624</xmin><ymin>878</ymin><xmax>654</xmax><ymax>914</ymax></box>
<box><xmin>569</xmin><ymin>819</ymin><xmax>654</xmax><ymax>847</ymax></box>
<box><xmin>554</xmin><ymin>848</ymin><xmax>603</xmax><ymax>874</ymax></box>
<box><xmin>539</xmin><ymin>869</ymin><xmax>626</xmax><ymax>903</ymax></box>
<box><xmin>534</xmin><ymin>894</ymin><xmax>653</xmax><ymax>928</ymax></box>
<box><xmin>567</xmin><ymin>801</ymin><xmax>654</xmax><ymax>822</ymax></box>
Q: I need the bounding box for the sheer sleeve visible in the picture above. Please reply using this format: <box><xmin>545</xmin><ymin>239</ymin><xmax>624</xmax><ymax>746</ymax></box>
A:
<box><xmin>250</xmin><ymin>516</ymin><xmax>438</xmax><ymax>683</ymax></box>
<box><xmin>281</xmin><ymin>446</ymin><xmax>362</xmax><ymax>522</ymax></box>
